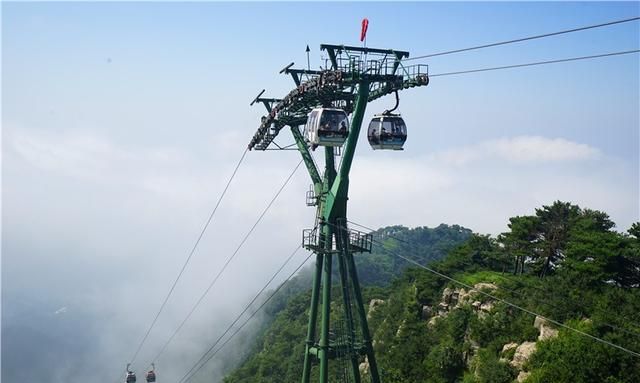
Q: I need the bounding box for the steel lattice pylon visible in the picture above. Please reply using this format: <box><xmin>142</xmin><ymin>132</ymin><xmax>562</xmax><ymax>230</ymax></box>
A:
<box><xmin>249</xmin><ymin>44</ymin><xmax>429</xmax><ymax>383</ymax></box>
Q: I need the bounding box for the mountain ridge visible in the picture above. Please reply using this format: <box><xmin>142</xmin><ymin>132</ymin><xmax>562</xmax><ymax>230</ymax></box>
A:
<box><xmin>221</xmin><ymin>202</ymin><xmax>640</xmax><ymax>383</ymax></box>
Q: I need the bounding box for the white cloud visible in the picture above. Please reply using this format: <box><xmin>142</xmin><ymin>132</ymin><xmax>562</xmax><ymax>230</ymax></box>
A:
<box><xmin>349</xmin><ymin>136</ymin><xmax>636</xmax><ymax>234</ymax></box>
<box><xmin>4</xmin><ymin>129</ymin><xmax>637</xmax><ymax>383</ymax></box>
<box><xmin>9</xmin><ymin>130</ymin><xmax>633</xmax><ymax>236</ymax></box>
<box><xmin>489</xmin><ymin>136</ymin><xmax>600</xmax><ymax>162</ymax></box>
<box><xmin>54</xmin><ymin>307</ymin><xmax>68</xmax><ymax>315</ymax></box>
<box><xmin>11</xmin><ymin>129</ymin><xmax>188</xmax><ymax>184</ymax></box>
<box><xmin>8</xmin><ymin>129</ymin><xmax>234</xmax><ymax>209</ymax></box>
<box><xmin>432</xmin><ymin>136</ymin><xmax>601</xmax><ymax>166</ymax></box>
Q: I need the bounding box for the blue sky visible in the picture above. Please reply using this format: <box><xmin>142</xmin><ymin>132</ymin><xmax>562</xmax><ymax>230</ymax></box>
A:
<box><xmin>2</xmin><ymin>2</ymin><xmax>639</xmax><ymax>383</ymax></box>
<box><xmin>4</xmin><ymin>2</ymin><xmax>639</xmax><ymax>156</ymax></box>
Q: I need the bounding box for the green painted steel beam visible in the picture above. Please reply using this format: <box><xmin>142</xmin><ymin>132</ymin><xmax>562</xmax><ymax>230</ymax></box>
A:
<box><xmin>320</xmin><ymin>44</ymin><xmax>409</xmax><ymax>58</ymax></box>
<box><xmin>290</xmin><ymin>125</ymin><xmax>322</xmax><ymax>187</ymax></box>
<box><xmin>301</xmin><ymin>252</ymin><xmax>323</xmax><ymax>383</ymax></box>
<box><xmin>318</xmin><ymin>250</ymin><xmax>333</xmax><ymax>382</ymax></box>
<box><xmin>337</xmin><ymin>249</ymin><xmax>361</xmax><ymax>383</ymax></box>
<box><xmin>322</xmin><ymin>81</ymin><xmax>370</xmax><ymax>222</ymax></box>
<box><xmin>285</xmin><ymin>68</ymin><xmax>324</xmax><ymax>76</ymax></box>
<box><xmin>345</xmin><ymin>250</ymin><xmax>380</xmax><ymax>383</ymax></box>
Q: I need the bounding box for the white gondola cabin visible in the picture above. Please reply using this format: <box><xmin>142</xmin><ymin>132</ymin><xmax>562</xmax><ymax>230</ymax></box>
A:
<box><xmin>367</xmin><ymin>114</ymin><xmax>407</xmax><ymax>150</ymax></box>
<box><xmin>126</xmin><ymin>372</ymin><xmax>137</xmax><ymax>383</ymax></box>
<box><xmin>145</xmin><ymin>363</ymin><xmax>156</xmax><ymax>383</ymax></box>
<box><xmin>305</xmin><ymin>108</ymin><xmax>349</xmax><ymax>149</ymax></box>
<box><xmin>144</xmin><ymin>363</ymin><xmax>156</xmax><ymax>383</ymax></box>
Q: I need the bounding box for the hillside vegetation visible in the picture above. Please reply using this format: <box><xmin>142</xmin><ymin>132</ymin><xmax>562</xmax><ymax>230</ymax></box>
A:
<box><xmin>223</xmin><ymin>202</ymin><xmax>640</xmax><ymax>383</ymax></box>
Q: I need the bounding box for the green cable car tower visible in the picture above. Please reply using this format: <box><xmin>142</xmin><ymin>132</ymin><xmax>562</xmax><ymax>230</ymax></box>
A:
<box><xmin>248</xmin><ymin>44</ymin><xmax>429</xmax><ymax>383</ymax></box>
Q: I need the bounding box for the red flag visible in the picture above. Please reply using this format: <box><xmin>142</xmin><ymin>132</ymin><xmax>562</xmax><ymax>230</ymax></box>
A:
<box><xmin>360</xmin><ymin>18</ymin><xmax>369</xmax><ymax>42</ymax></box>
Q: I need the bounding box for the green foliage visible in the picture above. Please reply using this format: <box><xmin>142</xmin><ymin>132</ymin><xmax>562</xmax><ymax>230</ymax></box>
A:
<box><xmin>628</xmin><ymin>222</ymin><xmax>640</xmax><ymax>239</ymax></box>
<box><xmin>359</xmin><ymin>224</ymin><xmax>473</xmax><ymax>285</ymax></box>
<box><xmin>436</xmin><ymin>234</ymin><xmax>510</xmax><ymax>277</ymax></box>
<box><xmin>224</xmin><ymin>204</ymin><xmax>640</xmax><ymax>383</ymax></box>
<box><xmin>223</xmin><ymin>293</ymin><xmax>310</xmax><ymax>383</ymax></box>
<box><xmin>456</xmin><ymin>270</ymin><xmax>506</xmax><ymax>286</ymax></box>
<box><xmin>468</xmin><ymin>302</ymin><xmax>538</xmax><ymax>347</ymax></box>
<box><xmin>527</xmin><ymin>320</ymin><xmax>640</xmax><ymax>383</ymax></box>
<box><xmin>496</xmin><ymin>202</ymin><xmax>639</xmax><ymax>286</ymax></box>
<box><xmin>473</xmin><ymin>348</ymin><xmax>515</xmax><ymax>383</ymax></box>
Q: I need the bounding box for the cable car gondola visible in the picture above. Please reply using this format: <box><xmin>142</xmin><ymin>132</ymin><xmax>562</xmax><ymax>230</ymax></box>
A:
<box><xmin>367</xmin><ymin>113</ymin><xmax>407</xmax><ymax>150</ymax></box>
<box><xmin>146</xmin><ymin>363</ymin><xmax>156</xmax><ymax>383</ymax></box>
<box><xmin>125</xmin><ymin>364</ymin><xmax>136</xmax><ymax>383</ymax></box>
<box><xmin>367</xmin><ymin>90</ymin><xmax>407</xmax><ymax>150</ymax></box>
<box><xmin>304</xmin><ymin>107</ymin><xmax>349</xmax><ymax>150</ymax></box>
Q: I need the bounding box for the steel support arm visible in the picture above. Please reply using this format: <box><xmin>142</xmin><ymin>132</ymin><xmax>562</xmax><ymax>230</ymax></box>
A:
<box><xmin>322</xmin><ymin>81</ymin><xmax>370</xmax><ymax>221</ymax></box>
<box><xmin>290</xmin><ymin>125</ymin><xmax>322</xmax><ymax>187</ymax></box>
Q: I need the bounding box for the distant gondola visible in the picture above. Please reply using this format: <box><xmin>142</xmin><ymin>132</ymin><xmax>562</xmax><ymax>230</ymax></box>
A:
<box><xmin>305</xmin><ymin>108</ymin><xmax>350</xmax><ymax>149</ymax></box>
<box><xmin>367</xmin><ymin>113</ymin><xmax>407</xmax><ymax>150</ymax></box>
<box><xmin>146</xmin><ymin>363</ymin><xmax>156</xmax><ymax>383</ymax></box>
<box><xmin>126</xmin><ymin>368</ymin><xmax>136</xmax><ymax>383</ymax></box>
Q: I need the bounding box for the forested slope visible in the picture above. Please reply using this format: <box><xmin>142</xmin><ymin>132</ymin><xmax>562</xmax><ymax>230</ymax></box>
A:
<box><xmin>223</xmin><ymin>202</ymin><xmax>640</xmax><ymax>383</ymax></box>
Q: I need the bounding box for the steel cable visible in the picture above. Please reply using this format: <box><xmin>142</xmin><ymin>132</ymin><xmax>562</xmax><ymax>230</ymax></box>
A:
<box><xmin>179</xmin><ymin>251</ymin><xmax>314</xmax><ymax>383</ymax></box>
<box><xmin>343</xmin><ymin>220</ymin><xmax>640</xmax><ymax>358</ymax></box>
<box><xmin>405</xmin><ymin>16</ymin><xmax>640</xmax><ymax>61</ymax></box>
<box><xmin>126</xmin><ymin>149</ymin><xmax>249</xmax><ymax>367</ymax></box>
<box><xmin>139</xmin><ymin>159</ymin><xmax>303</xmax><ymax>370</ymax></box>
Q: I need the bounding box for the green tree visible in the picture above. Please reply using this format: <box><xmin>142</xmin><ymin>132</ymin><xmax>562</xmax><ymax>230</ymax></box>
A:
<box><xmin>473</xmin><ymin>348</ymin><xmax>515</xmax><ymax>383</ymax></box>
<box><xmin>618</xmin><ymin>222</ymin><xmax>640</xmax><ymax>288</ymax></box>
<box><xmin>499</xmin><ymin>215</ymin><xmax>540</xmax><ymax>275</ymax></box>
<box><xmin>437</xmin><ymin>234</ymin><xmax>508</xmax><ymax>276</ymax></box>
<box><xmin>534</xmin><ymin>201</ymin><xmax>581</xmax><ymax>277</ymax></box>
<box><xmin>527</xmin><ymin>320</ymin><xmax>640</xmax><ymax>383</ymax></box>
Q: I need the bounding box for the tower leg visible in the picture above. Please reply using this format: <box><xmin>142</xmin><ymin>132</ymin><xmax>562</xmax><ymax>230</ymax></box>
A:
<box><xmin>345</xmin><ymin>251</ymin><xmax>380</xmax><ymax>383</ymax></box>
<box><xmin>301</xmin><ymin>253</ymin><xmax>323</xmax><ymax>383</ymax></box>
<box><xmin>319</xmin><ymin>252</ymin><xmax>333</xmax><ymax>383</ymax></box>
<box><xmin>337</xmin><ymin>251</ymin><xmax>361</xmax><ymax>383</ymax></box>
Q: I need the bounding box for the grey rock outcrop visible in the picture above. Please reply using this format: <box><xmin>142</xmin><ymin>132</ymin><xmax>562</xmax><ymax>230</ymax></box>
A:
<box><xmin>359</xmin><ymin>356</ymin><xmax>369</xmax><ymax>376</ymax></box>
<box><xmin>533</xmin><ymin>316</ymin><xmax>559</xmax><ymax>341</ymax></box>
<box><xmin>474</xmin><ymin>282</ymin><xmax>498</xmax><ymax>292</ymax></box>
<box><xmin>499</xmin><ymin>342</ymin><xmax>519</xmax><ymax>363</ymax></box>
<box><xmin>510</xmin><ymin>341</ymin><xmax>537</xmax><ymax>369</ymax></box>
<box><xmin>367</xmin><ymin>299</ymin><xmax>385</xmax><ymax>319</ymax></box>
<box><xmin>421</xmin><ymin>305</ymin><xmax>432</xmax><ymax>319</ymax></box>
<box><xmin>517</xmin><ymin>371</ymin><xmax>531</xmax><ymax>382</ymax></box>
